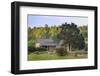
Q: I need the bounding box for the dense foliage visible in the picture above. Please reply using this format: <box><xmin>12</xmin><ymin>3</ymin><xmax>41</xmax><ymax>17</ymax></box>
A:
<box><xmin>28</xmin><ymin>24</ymin><xmax>61</xmax><ymax>43</ymax></box>
<box><xmin>28</xmin><ymin>22</ymin><xmax>88</xmax><ymax>54</ymax></box>
<box><xmin>56</xmin><ymin>48</ymin><xmax>67</xmax><ymax>56</ymax></box>
<box><xmin>79</xmin><ymin>25</ymin><xmax>88</xmax><ymax>41</ymax></box>
<box><xmin>28</xmin><ymin>46</ymin><xmax>47</xmax><ymax>53</ymax></box>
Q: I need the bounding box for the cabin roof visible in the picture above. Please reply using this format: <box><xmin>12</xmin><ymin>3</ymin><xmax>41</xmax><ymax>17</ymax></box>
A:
<box><xmin>36</xmin><ymin>39</ymin><xmax>57</xmax><ymax>46</ymax></box>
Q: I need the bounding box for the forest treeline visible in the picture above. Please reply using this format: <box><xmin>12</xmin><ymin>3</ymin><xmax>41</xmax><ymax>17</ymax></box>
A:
<box><xmin>28</xmin><ymin>22</ymin><xmax>88</xmax><ymax>51</ymax></box>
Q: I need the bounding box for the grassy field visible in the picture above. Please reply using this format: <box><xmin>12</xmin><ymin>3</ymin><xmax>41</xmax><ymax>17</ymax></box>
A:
<box><xmin>28</xmin><ymin>52</ymin><xmax>87</xmax><ymax>61</ymax></box>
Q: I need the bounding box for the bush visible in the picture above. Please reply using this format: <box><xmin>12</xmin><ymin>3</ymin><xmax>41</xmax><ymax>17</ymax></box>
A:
<box><xmin>28</xmin><ymin>46</ymin><xmax>47</xmax><ymax>53</ymax></box>
<box><xmin>84</xmin><ymin>46</ymin><xmax>88</xmax><ymax>51</ymax></box>
<box><xmin>28</xmin><ymin>46</ymin><xmax>36</xmax><ymax>53</ymax></box>
<box><xmin>36</xmin><ymin>47</ymin><xmax>47</xmax><ymax>52</ymax></box>
<box><xmin>56</xmin><ymin>48</ymin><xmax>67</xmax><ymax>56</ymax></box>
<box><xmin>84</xmin><ymin>43</ymin><xmax>88</xmax><ymax>51</ymax></box>
<box><xmin>28</xmin><ymin>39</ymin><xmax>36</xmax><ymax>47</ymax></box>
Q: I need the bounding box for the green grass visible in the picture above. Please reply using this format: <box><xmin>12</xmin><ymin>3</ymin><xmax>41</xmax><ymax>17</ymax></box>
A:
<box><xmin>28</xmin><ymin>52</ymin><xmax>87</xmax><ymax>61</ymax></box>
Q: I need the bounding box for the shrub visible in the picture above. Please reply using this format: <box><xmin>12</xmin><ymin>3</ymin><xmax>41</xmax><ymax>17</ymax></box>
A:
<box><xmin>28</xmin><ymin>46</ymin><xmax>36</xmax><ymax>53</ymax></box>
<box><xmin>56</xmin><ymin>48</ymin><xmax>67</xmax><ymax>56</ymax></box>
<box><xmin>28</xmin><ymin>39</ymin><xmax>36</xmax><ymax>47</ymax></box>
<box><xmin>84</xmin><ymin>43</ymin><xmax>88</xmax><ymax>51</ymax></box>
<box><xmin>84</xmin><ymin>46</ymin><xmax>88</xmax><ymax>51</ymax></box>
<box><xmin>28</xmin><ymin>46</ymin><xmax>47</xmax><ymax>53</ymax></box>
<box><xmin>36</xmin><ymin>47</ymin><xmax>47</xmax><ymax>52</ymax></box>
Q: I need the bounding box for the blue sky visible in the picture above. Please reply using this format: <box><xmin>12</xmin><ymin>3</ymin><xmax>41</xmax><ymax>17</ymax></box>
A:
<box><xmin>28</xmin><ymin>15</ymin><xmax>88</xmax><ymax>28</ymax></box>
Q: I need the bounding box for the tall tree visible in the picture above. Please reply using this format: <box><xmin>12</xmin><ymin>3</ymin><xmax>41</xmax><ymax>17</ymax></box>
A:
<box><xmin>79</xmin><ymin>25</ymin><xmax>88</xmax><ymax>41</ymax></box>
<box><xmin>58</xmin><ymin>22</ymin><xmax>85</xmax><ymax>52</ymax></box>
<box><xmin>28</xmin><ymin>27</ymin><xmax>32</xmax><ymax>40</ymax></box>
<box><xmin>44</xmin><ymin>24</ymin><xmax>49</xmax><ymax>38</ymax></box>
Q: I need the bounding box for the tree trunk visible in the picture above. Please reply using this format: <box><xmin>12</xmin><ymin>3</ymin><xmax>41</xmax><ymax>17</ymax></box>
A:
<box><xmin>65</xmin><ymin>44</ymin><xmax>67</xmax><ymax>52</ymax></box>
<box><xmin>69</xmin><ymin>43</ymin><xmax>70</xmax><ymax>52</ymax></box>
<box><xmin>69</xmin><ymin>42</ymin><xmax>73</xmax><ymax>52</ymax></box>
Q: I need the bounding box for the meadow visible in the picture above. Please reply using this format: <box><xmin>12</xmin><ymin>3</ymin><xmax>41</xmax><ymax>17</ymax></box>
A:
<box><xmin>28</xmin><ymin>51</ymin><xmax>87</xmax><ymax>61</ymax></box>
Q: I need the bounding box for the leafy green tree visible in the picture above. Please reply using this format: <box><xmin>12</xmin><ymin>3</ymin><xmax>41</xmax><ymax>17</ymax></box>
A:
<box><xmin>44</xmin><ymin>24</ymin><xmax>49</xmax><ymax>38</ymax></box>
<box><xmin>58</xmin><ymin>22</ymin><xmax>85</xmax><ymax>52</ymax></box>
<box><xmin>28</xmin><ymin>27</ymin><xmax>32</xmax><ymax>40</ymax></box>
<box><xmin>79</xmin><ymin>25</ymin><xmax>88</xmax><ymax>41</ymax></box>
